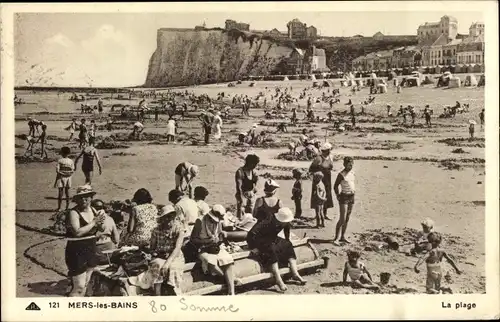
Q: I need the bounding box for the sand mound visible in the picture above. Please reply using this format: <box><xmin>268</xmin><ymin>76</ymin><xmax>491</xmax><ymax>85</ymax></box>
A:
<box><xmin>437</xmin><ymin>138</ymin><xmax>485</xmax><ymax>148</ymax></box>
<box><xmin>15</xmin><ymin>155</ymin><xmax>57</xmax><ymax>164</ymax></box>
<box><xmin>95</xmin><ymin>137</ymin><xmax>130</xmax><ymax>149</ymax></box>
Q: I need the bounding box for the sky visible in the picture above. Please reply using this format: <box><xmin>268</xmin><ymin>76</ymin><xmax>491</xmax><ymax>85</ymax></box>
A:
<box><xmin>14</xmin><ymin>11</ymin><xmax>484</xmax><ymax>87</ymax></box>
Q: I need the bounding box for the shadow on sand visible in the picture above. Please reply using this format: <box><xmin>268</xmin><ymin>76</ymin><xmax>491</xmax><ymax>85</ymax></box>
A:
<box><xmin>27</xmin><ymin>279</ymin><xmax>69</xmax><ymax>297</ymax></box>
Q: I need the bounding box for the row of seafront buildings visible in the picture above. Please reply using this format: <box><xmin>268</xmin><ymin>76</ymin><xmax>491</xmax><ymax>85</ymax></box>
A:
<box><xmin>352</xmin><ymin>16</ymin><xmax>485</xmax><ymax>72</ymax></box>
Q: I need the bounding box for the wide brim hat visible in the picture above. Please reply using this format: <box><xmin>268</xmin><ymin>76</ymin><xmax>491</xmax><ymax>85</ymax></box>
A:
<box><xmin>208</xmin><ymin>204</ymin><xmax>226</xmax><ymax>222</ymax></box>
<box><xmin>274</xmin><ymin>207</ymin><xmax>294</xmax><ymax>223</ymax></box>
<box><xmin>421</xmin><ymin>218</ymin><xmax>435</xmax><ymax>229</ymax></box>
<box><xmin>72</xmin><ymin>185</ymin><xmax>96</xmax><ymax>201</ymax></box>
<box><xmin>468</xmin><ymin>120</ymin><xmax>477</xmax><ymax>125</ymax></box>
<box><xmin>264</xmin><ymin>179</ymin><xmax>280</xmax><ymax>192</ymax></box>
<box><xmin>158</xmin><ymin>205</ymin><xmax>176</xmax><ymax>220</ymax></box>
<box><xmin>320</xmin><ymin>142</ymin><xmax>333</xmax><ymax>151</ymax></box>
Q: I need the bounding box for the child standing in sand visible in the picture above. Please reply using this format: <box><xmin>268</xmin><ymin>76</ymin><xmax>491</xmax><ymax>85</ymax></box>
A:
<box><xmin>333</xmin><ymin>156</ymin><xmax>355</xmax><ymax>246</ymax></box>
<box><xmin>36</xmin><ymin>124</ymin><xmax>48</xmax><ymax>159</ymax></box>
<box><xmin>343</xmin><ymin>250</ymin><xmax>380</xmax><ymax>290</ymax></box>
<box><xmin>54</xmin><ymin>147</ymin><xmax>74</xmax><ymax>211</ymax></box>
<box><xmin>414</xmin><ymin>232</ymin><xmax>462</xmax><ymax>294</ymax></box>
<box><xmin>291</xmin><ymin>169</ymin><xmax>303</xmax><ymax>219</ymax></box>
<box><xmin>311</xmin><ymin>171</ymin><xmax>326</xmax><ymax>228</ymax></box>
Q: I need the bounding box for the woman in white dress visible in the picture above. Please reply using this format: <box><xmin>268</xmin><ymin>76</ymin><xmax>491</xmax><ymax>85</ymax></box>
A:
<box><xmin>166</xmin><ymin>118</ymin><xmax>176</xmax><ymax>143</ymax></box>
<box><xmin>212</xmin><ymin>112</ymin><xmax>223</xmax><ymax>141</ymax></box>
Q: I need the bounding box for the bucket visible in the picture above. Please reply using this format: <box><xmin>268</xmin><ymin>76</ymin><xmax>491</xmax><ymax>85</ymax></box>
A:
<box><xmin>385</xmin><ymin>236</ymin><xmax>400</xmax><ymax>250</ymax></box>
<box><xmin>380</xmin><ymin>272</ymin><xmax>391</xmax><ymax>285</ymax></box>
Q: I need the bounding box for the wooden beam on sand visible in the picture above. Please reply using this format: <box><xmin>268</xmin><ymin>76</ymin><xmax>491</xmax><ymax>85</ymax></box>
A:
<box><xmin>184</xmin><ymin>256</ymin><xmax>329</xmax><ymax>296</ymax></box>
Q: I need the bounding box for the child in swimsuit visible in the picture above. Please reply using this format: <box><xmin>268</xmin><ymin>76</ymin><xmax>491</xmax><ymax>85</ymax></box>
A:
<box><xmin>311</xmin><ymin>171</ymin><xmax>326</xmax><ymax>228</ymax></box>
<box><xmin>37</xmin><ymin>124</ymin><xmax>48</xmax><ymax>159</ymax></box>
<box><xmin>342</xmin><ymin>250</ymin><xmax>380</xmax><ymax>290</ymax></box>
<box><xmin>414</xmin><ymin>232</ymin><xmax>461</xmax><ymax>294</ymax></box>
<box><xmin>291</xmin><ymin>169</ymin><xmax>303</xmax><ymax>219</ymax></box>
<box><xmin>54</xmin><ymin>146</ymin><xmax>75</xmax><ymax>211</ymax></box>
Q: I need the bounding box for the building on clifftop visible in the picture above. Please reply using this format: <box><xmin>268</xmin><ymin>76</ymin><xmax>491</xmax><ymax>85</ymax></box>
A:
<box><xmin>225</xmin><ymin>19</ymin><xmax>250</xmax><ymax>31</ymax></box>
<box><xmin>287</xmin><ymin>18</ymin><xmax>317</xmax><ymax>40</ymax></box>
<box><xmin>417</xmin><ymin>15</ymin><xmax>458</xmax><ymax>45</ymax></box>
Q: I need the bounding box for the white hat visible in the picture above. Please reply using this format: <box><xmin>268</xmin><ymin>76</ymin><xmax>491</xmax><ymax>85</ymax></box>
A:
<box><xmin>252</xmin><ymin>123</ymin><xmax>259</xmax><ymax>128</ymax></box>
<box><xmin>264</xmin><ymin>179</ymin><xmax>280</xmax><ymax>192</ymax></box>
<box><xmin>320</xmin><ymin>142</ymin><xmax>333</xmax><ymax>151</ymax></box>
<box><xmin>158</xmin><ymin>205</ymin><xmax>176</xmax><ymax>219</ymax></box>
<box><xmin>208</xmin><ymin>204</ymin><xmax>226</xmax><ymax>222</ymax></box>
<box><xmin>421</xmin><ymin>218</ymin><xmax>435</xmax><ymax>229</ymax></box>
<box><xmin>274</xmin><ymin>207</ymin><xmax>294</xmax><ymax>223</ymax></box>
<box><xmin>468</xmin><ymin>120</ymin><xmax>477</xmax><ymax>125</ymax></box>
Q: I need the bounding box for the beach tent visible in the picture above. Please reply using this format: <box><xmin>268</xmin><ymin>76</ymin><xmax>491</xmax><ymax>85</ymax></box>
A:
<box><xmin>473</xmin><ymin>64</ymin><xmax>482</xmax><ymax>73</ymax></box>
<box><xmin>423</xmin><ymin>75</ymin><xmax>434</xmax><ymax>84</ymax></box>
<box><xmin>370</xmin><ymin>72</ymin><xmax>377</xmax><ymax>79</ymax></box>
<box><xmin>283</xmin><ymin>76</ymin><xmax>289</xmax><ymax>81</ymax></box>
<box><xmin>323</xmin><ymin>80</ymin><xmax>334</xmax><ymax>87</ymax></box>
<box><xmin>448</xmin><ymin>76</ymin><xmax>461</xmax><ymax>88</ymax></box>
<box><xmin>405</xmin><ymin>77</ymin><xmax>420</xmax><ymax>87</ymax></box>
<box><xmin>464</xmin><ymin>74</ymin><xmax>478</xmax><ymax>87</ymax></box>
<box><xmin>310</xmin><ymin>74</ymin><xmax>317</xmax><ymax>81</ymax></box>
<box><xmin>377</xmin><ymin>83</ymin><xmax>388</xmax><ymax>93</ymax></box>
<box><xmin>355</xmin><ymin>79</ymin><xmax>364</xmax><ymax>87</ymax></box>
<box><xmin>478</xmin><ymin>74</ymin><xmax>485</xmax><ymax>86</ymax></box>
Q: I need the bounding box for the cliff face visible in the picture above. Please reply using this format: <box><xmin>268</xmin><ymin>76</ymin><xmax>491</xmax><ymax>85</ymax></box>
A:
<box><xmin>144</xmin><ymin>29</ymin><xmax>293</xmax><ymax>87</ymax></box>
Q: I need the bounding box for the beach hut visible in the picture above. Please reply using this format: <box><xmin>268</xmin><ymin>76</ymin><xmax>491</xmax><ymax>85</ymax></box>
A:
<box><xmin>464</xmin><ymin>74</ymin><xmax>478</xmax><ymax>87</ymax></box>
<box><xmin>466</xmin><ymin>64</ymin><xmax>474</xmax><ymax>73</ymax></box>
<box><xmin>473</xmin><ymin>64</ymin><xmax>482</xmax><ymax>73</ymax></box>
<box><xmin>478</xmin><ymin>74</ymin><xmax>485</xmax><ymax>86</ymax></box>
<box><xmin>377</xmin><ymin>83</ymin><xmax>388</xmax><ymax>93</ymax></box>
<box><xmin>283</xmin><ymin>76</ymin><xmax>289</xmax><ymax>81</ymax></box>
<box><xmin>448</xmin><ymin>76</ymin><xmax>461</xmax><ymax>88</ymax></box>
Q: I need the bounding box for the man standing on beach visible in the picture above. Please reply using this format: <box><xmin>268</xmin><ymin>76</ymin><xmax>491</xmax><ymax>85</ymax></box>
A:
<box><xmin>199</xmin><ymin>111</ymin><xmax>214</xmax><ymax>145</ymax></box>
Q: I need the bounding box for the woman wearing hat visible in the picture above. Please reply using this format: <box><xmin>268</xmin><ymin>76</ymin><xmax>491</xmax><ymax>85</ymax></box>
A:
<box><xmin>148</xmin><ymin>205</ymin><xmax>187</xmax><ymax>295</ymax></box>
<box><xmin>190</xmin><ymin>205</ymin><xmax>238</xmax><ymax>295</ymax></box>
<box><xmin>235</xmin><ymin>154</ymin><xmax>260</xmax><ymax>219</ymax></box>
<box><xmin>65</xmin><ymin>185</ymin><xmax>105</xmax><ymax>296</ymax></box>
<box><xmin>309</xmin><ymin>142</ymin><xmax>335</xmax><ymax>220</ymax></box>
<box><xmin>174</xmin><ymin>162</ymin><xmax>199</xmax><ymax>199</ymax></box>
<box><xmin>253</xmin><ymin>179</ymin><xmax>283</xmax><ymax>222</ymax></box>
<box><xmin>247</xmin><ymin>207</ymin><xmax>306</xmax><ymax>292</ymax></box>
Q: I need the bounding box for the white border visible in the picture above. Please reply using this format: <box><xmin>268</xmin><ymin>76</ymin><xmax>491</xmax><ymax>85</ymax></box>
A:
<box><xmin>2</xmin><ymin>2</ymin><xmax>499</xmax><ymax>321</ymax></box>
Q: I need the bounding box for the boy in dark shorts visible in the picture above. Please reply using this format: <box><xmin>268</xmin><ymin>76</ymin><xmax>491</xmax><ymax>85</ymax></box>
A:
<box><xmin>333</xmin><ymin>157</ymin><xmax>355</xmax><ymax>246</ymax></box>
<box><xmin>291</xmin><ymin>169</ymin><xmax>303</xmax><ymax>219</ymax></box>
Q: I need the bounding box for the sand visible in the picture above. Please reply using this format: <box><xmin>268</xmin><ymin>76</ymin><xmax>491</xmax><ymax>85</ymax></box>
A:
<box><xmin>14</xmin><ymin>80</ymin><xmax>485</xmax><ymax>296</ymax></box>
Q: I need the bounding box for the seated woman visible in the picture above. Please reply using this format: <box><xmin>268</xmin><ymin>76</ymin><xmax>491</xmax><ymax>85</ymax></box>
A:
<box><xmin>246</xmin><ymin>207</ymin><xmax>306</xmax><ymax>293</ymax></box>
<box><xmin>253</xmin><ymin>179</ymin><xmax>283</xmax><ymax>222</ymax></box>
<box><xmin>190</xmin><ymin>205</ymin><xmax>238</xmax><ymax>295</ymax></box>
<box><xmin>91</xmin><ymin>199</ymin><xmax>120</xmax><ymax>264</ymax></box>
<box><xmin>120</xmin><ymin>188</ymin><xmax>158</xmax><ymax>248</ymax></box>
<box><xmin>149</xmin><ymin>205</ymin><xmax>186</xmax><ymax>296</ymax></box>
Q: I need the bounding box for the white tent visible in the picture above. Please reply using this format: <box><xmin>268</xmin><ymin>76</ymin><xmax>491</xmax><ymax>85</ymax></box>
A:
<box><xmin>377</xmin><ymin>83</ymin><xmax>388</xmax><ymax>93</ymax></box>
<box><xmin>370</xmin><ymin>73</ymin><xmax>377</xmax><ymax>79</ymax></box>
<box><xmin>347</xmin><ymin>72</ymin><xmax>355</xmax><ymax>80</ymax></box>
<box><xmin>283</xmin><ymin>76</ymin><xmax>289</xmax><ymax>81</ymax></box>
<box><xmin>406</xmin><ymin>77</ymin><xmax>421</xmax><ymax>87</ymax></box>
<box><xmin>448</xmin><ymin>76</ymin><xmax>461</xmax><ymax>88</ymax></box>
<box><xmin>464</xmin><ymin>74</ymin><xmax>478</xmax><ymax>87</ymax></box>
<box><xmin>310</xmin><ymin>74</ymin><xmax>317</xmax><ymax>81</ymax></box>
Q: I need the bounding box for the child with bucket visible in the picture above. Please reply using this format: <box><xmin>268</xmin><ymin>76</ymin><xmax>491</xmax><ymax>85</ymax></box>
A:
<box><xmin>342</xmin><ymin>250</ymin><xmax>380</xmax><ymax>291</ymax></box>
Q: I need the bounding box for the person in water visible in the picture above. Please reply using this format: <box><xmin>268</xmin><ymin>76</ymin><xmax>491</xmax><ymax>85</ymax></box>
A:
<box><xmin>74</xmin><ymin>136</ymin><xmax>102</xmax><ymax>185</ymax></box>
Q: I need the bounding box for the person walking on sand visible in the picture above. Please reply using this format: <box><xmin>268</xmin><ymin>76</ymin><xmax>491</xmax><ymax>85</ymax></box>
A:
<box><xmin>199</xmin><ymin>110</ymin><xmax>214</xmax><ymax>145</ymax></box>
<box><xmin>78</xmin><ymin>119</ymin><xmax>88</xmax><ymax>149</ymax></box>
<box><xmin>479</xmin><ymin>109</ymin><xmax>484</xmax><ymax>128</ymax></box>
<box><xmin>309</xmin><ymin>143</ymin><xmax>334</xmax><ymax>221</ymax></box>
<box><xmin>424</xmin><ymin>105</ymin><xmax>432</xmax><ymax>127</ymax></box>
<box><xmin>74</xmin><ymin>136</ymin><xmax>102</xmax><ymax>185</ymax></box>
<box><xmin>414</xmin><ymin>232</ymin><xmax>461</xmax><ymax>294</ymax></box>
<box><xmin>333</xmin><ymin>156</ymin><xmax>355</xmax><ymax>246</ymax></box>
<box><xmin>36</xmin><ymin>123</ymin><xmax>49</xmax><ymax>159</ymax></box>
<box><xmin>54</xmin><ymin>147</ymin><xmax>75</xmax><ymax>211</ymax></box>
<box><xmin>468</xmin><ymin>120</ymin><xmax>476</xmax><ymax>140</ymax></box>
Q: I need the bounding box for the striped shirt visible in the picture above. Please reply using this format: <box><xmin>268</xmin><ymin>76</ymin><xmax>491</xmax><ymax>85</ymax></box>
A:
<box><xmin>339</xmin><ymin>169</ymin><xmax>355</xmax><ymax>194</ymax></box>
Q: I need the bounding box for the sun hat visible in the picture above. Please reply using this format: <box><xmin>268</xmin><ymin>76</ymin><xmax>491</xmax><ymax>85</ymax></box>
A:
<box><xmin>274</xmin><ymin>207</ymin><xmax>294</xmax><ymax>223</ymax></box>
<box><xmin>468</xmin><ymin>119</ymin><xmax>477</xmax><ymax>125</ymax></box>
<box><xmin>72</xmin><ymin>185</ymin><xmax>96</xmax><ymax>201</ymax></box>
<box><xmin>264</xmin><ymin>179</ymin><xmax>280</xmax><ymax>192</ymax></box>
<box><xmin>158</xmin><ymin>205</ymin><xmax>176</xmax><ymax>219</ymax></box>
<box><xmin>421</xmin><ymin>218</ymin><xmax>435</xmax><ymax>229</ymax></box>
<box><xmin>320</xmin><ymin>142</ymin><xmax>333</xmax><ymax>151</ymax></box>
<box><xmin>208</xmin><ymin>204</ymin><xmax>226</xmax><ymax>222</ymax></box>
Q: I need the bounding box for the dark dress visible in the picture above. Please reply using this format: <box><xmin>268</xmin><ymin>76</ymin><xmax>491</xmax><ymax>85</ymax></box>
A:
<box><xmin>309</xmin><ymin>155</ymin><xmax>334</xmax><ymax>209</ymax></box>
<box><xmin>254</xmin><ymin>197</ymin><xmax>281</xmax><ymax>222</ymax></box>
<box><xmin>81</xmin><ymin>147</ymin><xmax>95</xmax><ymax>173</ymax></box>
<box><xmin>65</xmin><ymin>208</ymin><xmax>98</xmax><ymax>277</ymax></box>
<box><xmin>246</xmin><ymin>215</ymin><xmax>296</xmax><ymax>267</ymax></box>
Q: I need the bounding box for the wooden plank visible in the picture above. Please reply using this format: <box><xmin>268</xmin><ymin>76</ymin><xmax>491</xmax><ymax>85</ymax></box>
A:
<box><xmin>184</xmin><ymin>258</ymin><xmax>325</xmax><ymax>296</ymax></box>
